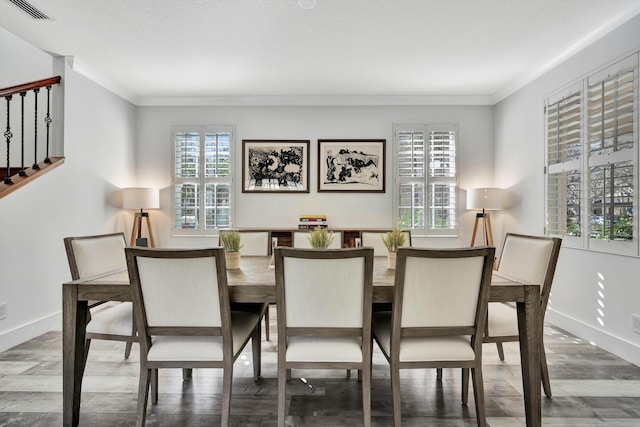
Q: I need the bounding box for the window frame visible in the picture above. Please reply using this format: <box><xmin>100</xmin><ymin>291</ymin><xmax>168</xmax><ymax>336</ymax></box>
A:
<box><xmin>172</xmin><ymin>125</ymin><xmax>235</xmax><ymax>236</ymax></box>
<box><xmin>545</xmin><ymin>53</ymin><xmax>638</xmax><ymax>256</ymax></box>
<box><xmin>393</xmin><ymin>123</ymin><xmax>459</xmax><ymax>236</ymax></box>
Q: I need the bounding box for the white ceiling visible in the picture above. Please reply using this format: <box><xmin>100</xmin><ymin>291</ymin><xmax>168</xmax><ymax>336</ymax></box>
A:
<box><xmin>2</xmin><ymin>0</ymin><xmax>640</xmax><ymax>105</ymax></box>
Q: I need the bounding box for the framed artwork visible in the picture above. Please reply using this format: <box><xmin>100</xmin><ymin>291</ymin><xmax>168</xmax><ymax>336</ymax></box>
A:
<box><xmin>318</xmin><ymin>139</ymin><xmax>385</xmax><ymax>193</ymax></box>
<box><xmin>242</xmin><ymin>140</ymin><xmax>310</xmax><ymax>193</ymax></box>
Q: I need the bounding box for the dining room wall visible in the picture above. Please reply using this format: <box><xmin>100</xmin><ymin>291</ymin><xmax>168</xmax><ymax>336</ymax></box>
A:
<box><xmin>0</xmin><ymin>27</ymin><xmax>137</xmax><ymax>351</ymax></box>
<box><xmin>135</xmin><ymin>104</ymin><xmax>495</xmax><ymax>249</ymax></box>
<box><xmin>494</xmin><ymin>13</ymin><xmax>640</xmax><ymax>365</ymax></box>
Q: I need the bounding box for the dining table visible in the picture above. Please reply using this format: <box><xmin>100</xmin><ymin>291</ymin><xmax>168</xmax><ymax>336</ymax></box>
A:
<box><xmin>62</xmin><ymin>255</ymin><xmax>541</xmax><ymax>427</ymax></box>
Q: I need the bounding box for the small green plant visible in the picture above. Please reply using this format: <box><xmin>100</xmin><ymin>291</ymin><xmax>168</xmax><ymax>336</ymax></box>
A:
<box><xmin>219</xmin><ymin>230</ymin><xmax>242</xmax><ymax>253</ymax></box>
<box><xmin>381</xmin><ymin>228</ymin><xmax>405</xmax><ymax>252</ymax></box>
<box><xmin>308</xmin><ymin>227</ymin><xmax>334</xmax><ymax>249</ymax></box>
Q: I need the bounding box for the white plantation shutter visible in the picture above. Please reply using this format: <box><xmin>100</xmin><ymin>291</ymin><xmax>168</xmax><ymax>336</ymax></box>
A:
<box><xmin>586</xmin><ymin>56</ymin><xmax>636</xmax><ymax>251</ymax></box>
<box><xmin>173</xmin><ymin>126</ymin><xmax>233</xmax><ymax>234</ymax></box>
<box><xmin>545</xmin><ymin>53</ymin><xmax>638</xmax><ymax>255</ymax></box>
<box><xmin>395</xmin><ymin>124</ymin><xmax>458</xmax><ymax>235</ymax></box>
<box><xmin>545</xmin><ymin>85</ymin><xmax>582</xmax><ymax>238</ymax></box>
<box><xmin>428</xmin><ymin>126</ymin><xmax>457</xmax><ymax>231</ymax></box>
<box><xmin>397</xmin><ymin>127</ymin><xmax>425</xmax><ymax>229</ymax></box>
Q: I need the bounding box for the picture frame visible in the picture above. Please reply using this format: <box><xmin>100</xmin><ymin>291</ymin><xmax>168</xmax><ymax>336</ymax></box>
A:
<box><xmin>242</xmin><ymin>140</ymin><xmax>310</xmax><ymax>193</ymax></box>
<box><xmin>318</xmin><ymin>139</ymin><xmax>385</xmax><ymax>193</ymax></box>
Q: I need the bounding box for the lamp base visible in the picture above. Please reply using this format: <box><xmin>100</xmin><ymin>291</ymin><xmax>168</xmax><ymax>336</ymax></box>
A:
<box><xmin>130</xmin><ymin>211</ymin><xmax>155</xmax><ymax>247</ymax></box>
<box><xmin>135</xmin><ymin>237</ymin><xmax>149</xmax><ymax>247</ymax></box>
<box><xmin>470</xmin><ymin>210</ymin><xmax>494</xmax><ymax>247</ymax></box>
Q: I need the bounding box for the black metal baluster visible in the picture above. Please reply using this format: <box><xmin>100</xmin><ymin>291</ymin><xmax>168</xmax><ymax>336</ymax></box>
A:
<box><xmin>32</xmin><ymin>88</ymin><xmax>40</xmax><ymax>170</ymax></box>
<box><xmin>19</xmin><ymin>92</ymin><xmax>26</xmax><ymax>176</ymax></box>
<box><xmin>4</xmin><ymin>95</ymin><xmax>13</xmax><ymax>184</ymax></box>
<box><xmin>44</xmin><ymin>85</ymin><xmax>52</xmax><ymax>164</ymax></box>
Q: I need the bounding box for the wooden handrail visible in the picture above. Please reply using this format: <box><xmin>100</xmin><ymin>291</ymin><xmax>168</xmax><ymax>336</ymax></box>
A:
<box><xmin>0</xmin><ymin>76</ymin><xmax>61</xmax><ymax>98</ymax></box>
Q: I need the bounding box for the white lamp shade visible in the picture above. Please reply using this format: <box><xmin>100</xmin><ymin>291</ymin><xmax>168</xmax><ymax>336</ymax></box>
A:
<box><xmin>123</xmin><ymin>187</ymin><xmax>159</xmax><ymax>210</ymax></box>
<box><xmin>467</xmin><ymin>188</ymin><xmax>503</xmax><ymax>211</ymax></box>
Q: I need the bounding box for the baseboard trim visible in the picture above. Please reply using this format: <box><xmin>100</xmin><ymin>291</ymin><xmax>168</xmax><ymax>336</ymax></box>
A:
<box><xmin>546</xmin><ymin>309</ymin><xmax>640</xmax><ymax>367</ymax></box>
<box><xmin>0</xmin><ymin>311</ymin><xmax>61</xmax><ymax>353</ymax></box>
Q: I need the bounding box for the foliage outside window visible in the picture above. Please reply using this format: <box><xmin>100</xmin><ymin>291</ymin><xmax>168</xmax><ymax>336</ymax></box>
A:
<box><xmin>173</xmin><ymin>126</ymin><xmax>233</xmax><ymax>234</ymax></box>
<box><xmin>394</xmin><ymin>124</ymin><xmax>458</xmax><ymax>235</ymax></box>
<box><xmin>545</xmin><ymin>54</ymin><xmax>637</xmax><ymax>255</ymax></box>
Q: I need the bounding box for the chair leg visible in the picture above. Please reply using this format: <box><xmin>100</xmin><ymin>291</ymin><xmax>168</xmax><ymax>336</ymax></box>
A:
<box><xmin>496</xmin><ymin>342</ymin><xmax>505</xmax><ymax>361</ymax></box>
<box><xmin>436</xmin><ymin>368</ymin><xmax>443</xmax><ymax>381</ymax></box>
<box><xmin>461</xmin><ymin>368</ymin><xmax>469</xmax><ymax>405</ymax></box>
<box><xmin>136</xmin><ymin>367</ymin><xmax>151</xmax><ymax>427</ymax></box>
<box><xmin>124</xmin><ymin>341</ymin><xmax>133</xmax><ymax>360</ymax></box>
<box><xmin>391</xmin><ymin>363</ymin><xmax>402</xmax><ymax>427</ymax></box>
<box><xmin>252</xmin><ymin>320</ymin><xmax>262</xmax><ymax>381</ymax></box>
<box><xmin>265</xmin><ymin>305</ymin><xmax>270</xmax><ymax>341</ymax></box>
<box><xmin>361</xmin><ymin>363</ymin><xmax>371</xmax><ymax>427</ymax></box>
<box><xmin>541</xmin><ymin>343</ymin><xmax>552</xmax><ymax>398</ymax></box>
<box><xmin>151</xmin><ymin>369</ymin><xmax>158</xmax><ymax>404</ymax></box>
<box><xmin>82</xmin><ymin>338</ymin><xmax>92</xmax><ymax>377</ymax></box>
<box><xmin>221</xmin><ymin>365</ymin><xmax>233</xmax><ymax>427</ymax></box>
<box><xmin>278</xmin><ymin>363</ymin><xmax>287</xmax><ymax>427</ymax></box>
<box><xmin>471</xmin><ymin>367</ymin><xmax>487</xmax><ymax>427</ymax></box>
<box><xmin>182</xmin><ymin>368</ymin><xmax>192</xmax><ymax>381</ymax></box>
<box><xmin>125</xmin><ymin>317</ymin><xmax>136</xmax><ymax>359</ymax></box>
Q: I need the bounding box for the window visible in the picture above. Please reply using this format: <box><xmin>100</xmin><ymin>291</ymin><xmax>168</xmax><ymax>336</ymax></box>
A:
<box><xmin>173</xmin><ymin>126</ymin><xmax>233</xmax><ymax>234</ymax></box>
<box><xmin>395</xmin><ymin>124</ymin><xmax>458</xmax><ymax>235</ymax></box>
<box><xmin>545</xmin><ymin>54</ymin><xmax>637</xmax><ymax>255</ymax></box>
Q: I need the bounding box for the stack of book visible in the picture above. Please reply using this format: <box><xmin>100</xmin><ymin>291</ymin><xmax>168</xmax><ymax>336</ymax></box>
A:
<box><xmin>298</xmin><ymin>214</ymin><xmax>328</xmax><ymax>229</ymax></box>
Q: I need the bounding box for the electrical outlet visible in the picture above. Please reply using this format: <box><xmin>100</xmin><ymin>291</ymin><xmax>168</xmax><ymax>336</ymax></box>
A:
<box><xmin>632</xmin><ymin>314</ymin><xmax>640</xmax><ymax>334</ymax></box>
<box><xmin>0</xmin><ymin>303</ymin><xmax>7</xmax><ymax>320</ymax></box>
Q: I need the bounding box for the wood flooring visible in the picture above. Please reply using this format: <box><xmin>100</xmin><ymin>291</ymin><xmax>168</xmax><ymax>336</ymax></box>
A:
<box><xmin>1</xmin><ymin>310</ymin><xmax>640</xmax><ymax>426</ymax></box>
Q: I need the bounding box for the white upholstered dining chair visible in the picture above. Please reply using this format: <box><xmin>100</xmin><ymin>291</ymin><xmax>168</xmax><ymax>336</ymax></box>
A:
<box><xmin>217</xmin><ymin>230</ymin><xmax>271</xmax><ymax>256</ymax></box>
<box><xmin>64</xmin><ymin>232</ymin><xmax>136</xmax><ymax>360</ymax></box>
<box><xmin>125</xmin><ymin>247</ymin><xmax>262</xmax><ymax>427</ymax></box>
<box><xmin>483</xmin><ymin>232</ymin><xmax>562</xmax><ymax>398</ymax></box>
<box><xmin>372</xmin><ymin>246</ymin><xmax>495</xmax><ymax>427</ymax></box>
<box><xmin>274</xmin><ymin>247</ymin><xmax>374</xmax><ymax>427</ymax></box>
<box><xmin>360</xmin><ymin>230</ymin><xmax>411</xmax><ymax>255</ymax></box>
<box><xmin>219</xmin><ymin>231</ymin><xmax>271</xmax><ymax>341</ymax></box>
<box><xmin>292</xmin><ymin>230</ymin><xmax>343</xmax><ymax>248</ymax></box>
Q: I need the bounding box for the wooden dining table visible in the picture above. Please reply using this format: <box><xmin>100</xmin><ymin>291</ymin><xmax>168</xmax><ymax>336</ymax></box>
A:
<box><xmin>62</xmin><ymin>255</ymin><xmax>541</xmax><ymax>427</ymax></box>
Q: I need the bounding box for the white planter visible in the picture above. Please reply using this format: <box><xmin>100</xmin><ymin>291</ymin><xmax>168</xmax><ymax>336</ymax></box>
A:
<box><xmin>225</xmin><ymin>251</ymin><xmax>241</xmax><ymax>269</ymax></box>
<box><xmin>387</xmin><ymin>251</ymin><xmax>397</xmax><ymax>269</ymax></box>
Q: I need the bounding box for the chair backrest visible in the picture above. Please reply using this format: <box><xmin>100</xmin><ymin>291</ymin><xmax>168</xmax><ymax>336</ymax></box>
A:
<box><xmin>292</xmin><ymin>230</ymin><xmax>343</xmax><ymax>249</ymax></box>
<box><xmin>274</xmin><ymin>247</ymin><xmax>374</xmax><ymax>331</ymax></box>
<box><xmin>229</xmin><ymin>231</ymin><xmax>271</xmax><ymax>256</ymax></box>
<box><xmin>64</xmin><ymin>232</ymin><xmax>127</xmax><ymax>280</ymax></box>
<box><xmin>360</xmin><ymin>230</ymin><xmax>412</xmax><ymax>255</ymax></box>
<box><xmin>392</xmin><ymin>246</ymin><xmax>495</xmax><ymax>355</ymax></box>
<box><xmin>125</xmin><ymin>247</ymin><xmax>231</xmax><ymax>354</ymax></box>
<box><xmin>497</xmin><ymin>233</ymin><xmax>562</xmax><ymax>307</ymax></box>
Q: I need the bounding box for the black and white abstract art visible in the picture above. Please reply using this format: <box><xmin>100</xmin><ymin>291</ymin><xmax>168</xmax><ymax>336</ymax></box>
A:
<box><xmin>318</xmin><ymin>139</ymin><xmax>385</xmax><ymax>192</ymax></box>
<box><xmin>242</xmin><ymin>140</ymin><xmax>310</xmax><ymax>193</ymax></box>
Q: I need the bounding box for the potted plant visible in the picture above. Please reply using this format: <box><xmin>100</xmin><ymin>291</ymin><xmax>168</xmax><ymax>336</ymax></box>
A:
<box><xmin>219</xmin><ymin>230</ymin><xmax>243</xmax><ymax>269</ymax></box>
<box><xmin>381</xmin><ymin>228</ymin><xmax>406</xmax><ymax>269</ymax></box>
<box><xmin>308</xmin><ymin>227</ymin><xmax>334</xmax><ymax>249</ymax></box>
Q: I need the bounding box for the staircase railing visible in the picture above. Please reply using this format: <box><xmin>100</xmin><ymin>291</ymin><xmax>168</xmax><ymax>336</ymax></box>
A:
<box><xmin>0</xmin><ymin>76</ymin><xmax>62</xmax><ymax>197</ymax></box>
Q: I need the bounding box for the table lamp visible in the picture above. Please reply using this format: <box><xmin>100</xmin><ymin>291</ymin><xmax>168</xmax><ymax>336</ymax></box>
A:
<box><xmin>123</xmin><ymin>187</ymin><xmax>159</xmax><ymax>247</ymax></box>
<box><xmin>467</xmin><ymin>187</ymin><xmax>502</xmax><ymax>246</ymax></box>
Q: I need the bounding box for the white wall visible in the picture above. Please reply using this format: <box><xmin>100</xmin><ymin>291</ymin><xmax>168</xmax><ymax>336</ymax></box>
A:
<box><xmin>0</xmin><ymin>27</ymin><xmax>56</xmax><ymax>167</ymax></box>
<box><xmin>494</xmin><ymin>15</ymin><xmax>640</xmax><ymax>365</ymax></box>
<box><xmin>136</xmin><ymin>105</ymin><xmax>495</xmax><ymax>249</ymax></box>
<box><xmin>0</xmin><ymin>34</ymin><xmax>137</xmax><ymax>351</ymax></box>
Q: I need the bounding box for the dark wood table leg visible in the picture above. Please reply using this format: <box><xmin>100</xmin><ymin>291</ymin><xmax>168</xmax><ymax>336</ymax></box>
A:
<box><xmin>63</xmin><ymin>284</ymin><xmax>88</xmax><ymax>427</ymax></box>
<box><xmin>516</xmin><ymin>285</ymin><xmax>542</xmax><ymax>427</ymax></box>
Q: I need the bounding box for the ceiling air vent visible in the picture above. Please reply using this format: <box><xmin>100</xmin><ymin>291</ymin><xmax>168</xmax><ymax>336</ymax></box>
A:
<box><xmin>7</xmin><ymin>0</ymin><xmax>49</xmax><ymax>19</ymax></box>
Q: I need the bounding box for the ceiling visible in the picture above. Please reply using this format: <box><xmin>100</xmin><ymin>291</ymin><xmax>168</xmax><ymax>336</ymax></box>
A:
<box><xmin>2</xmin><ymin>0</ymin><xmax>640</xmax><ymax>105</ymax></box>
